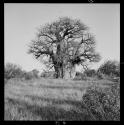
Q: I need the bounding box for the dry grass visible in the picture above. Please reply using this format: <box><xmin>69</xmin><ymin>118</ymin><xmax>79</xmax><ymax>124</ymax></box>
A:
<box><xmin>4</xmin><ymin>78</ymin><xmax>116</xmax><ymax>121</ymax></box>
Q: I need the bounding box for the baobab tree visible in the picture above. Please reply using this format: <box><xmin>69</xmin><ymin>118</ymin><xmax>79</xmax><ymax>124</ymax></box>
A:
<box><xmin>28</xmin><ymin>17</ymin><xmax>101</xmax><ymax>79</ymax></box>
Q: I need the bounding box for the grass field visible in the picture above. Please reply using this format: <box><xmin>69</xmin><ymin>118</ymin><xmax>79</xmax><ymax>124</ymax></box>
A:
<box><xmin>4</xmin><ymin>78</ymin><xmax>116</xmax><ymax>121</ymax></box>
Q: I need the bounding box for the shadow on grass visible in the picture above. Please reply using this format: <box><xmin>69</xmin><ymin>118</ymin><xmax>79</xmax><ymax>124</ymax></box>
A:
<box><xmin>5</xmin><ymin>97</ymin><xmax>89</xmax><ymax>121</ymax></box>
<box><xmin>25</xmin><ymin>95</ymin><xmax>82</xmax><ymax>107</ymax></box>
<box><xmin>38</xmin><ymin>84</ymin><xmax>86</xmax><ymax>91</ymax></box>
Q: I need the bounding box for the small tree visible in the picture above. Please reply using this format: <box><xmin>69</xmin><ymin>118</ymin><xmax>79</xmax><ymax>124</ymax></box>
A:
<box><xmin>4</xmin><ymin>63</ymin><xmax>23</xmax><ymax>80</ymax></box>
<box><xmin>97</xmin><ymin>60</ymin><xmax>120</xmax><ymax>77</ymax></box>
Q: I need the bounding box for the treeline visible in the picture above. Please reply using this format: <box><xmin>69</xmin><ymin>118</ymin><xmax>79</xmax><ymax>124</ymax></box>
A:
<box><xmin>5</xmin><ymin>60</ymin><xmax>120</xmax><ymax>81</ymax></box>
<box><xmin>4</xmin><ymin>63</ymin><xmax>39</xmax><ymax>81</ymax></box>
<box><xmin>73</xmin><ymin>60</ymin><xmax>120</xmax><ymax>81</ymax></box>
<box><xmin>40</xmin><ymin>60</ymin><xmax>120</xmax><ymax>81</ymax></box>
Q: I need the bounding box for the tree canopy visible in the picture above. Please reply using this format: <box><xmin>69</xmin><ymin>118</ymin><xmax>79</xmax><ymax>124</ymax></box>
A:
<box><xmin>28</xmin><ymin>17</ymin><xmax>101</xmax><ymax>79</ymax></box>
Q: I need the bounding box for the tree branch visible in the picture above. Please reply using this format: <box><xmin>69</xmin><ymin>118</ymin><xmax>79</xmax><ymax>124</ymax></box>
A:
<box><xmin>38</xmin><ymin>32</ymin><xmax>57</xmax><ymax>43</ymax></box>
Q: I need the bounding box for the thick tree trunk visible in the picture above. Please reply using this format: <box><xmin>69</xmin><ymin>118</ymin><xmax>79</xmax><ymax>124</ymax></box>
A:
<box><xmin>54</xmin><ymin>65</ymin><xmax>63</xmax><ymax>78</ymax></box>
<box><xmin>54</xmin><ymin>42</ymin><xmax>76</xmax><ymax>79</ymax></box>
<box><xmin>54</xmin><ymin>63</ymin><xmax>76</xmax><ymax>79</ymax></box>
<box><xmin>54</xmin><ymin>66</ymin><xmax>59</xmax><ymax>78</ymax></box>
<box><xmin>54</xmin><ymin>66</ymin><xmax>64</xmax><ymax>78</ymax></box>
<box><xmin>63</xmin><ymin>65</ymin><xmax>76</xmax><ymax>79</ymax></box>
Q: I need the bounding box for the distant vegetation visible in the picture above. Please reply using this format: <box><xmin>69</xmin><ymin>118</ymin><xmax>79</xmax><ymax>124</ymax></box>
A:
<box><xmin>5</xmin><ymin>60</ymin><xmax>120</xmax><ymax>82</ymax></box>
<box><xmin>40</xmin><ymin>71</ymin><xmax>56</xmax><ymax>78</ymax></box>
<box><xmin>4</xmin><ymin>60</ymin><xmax>120</xmax><ymax>121</ymax></box>
<box><xmin>83</xmin><ymin>69</ymin><xmax>96</xmax><ymax>77</ymax></box>
<box><xmin>97</xmin><ymin>60</ymin><xmax>120</xmax><ymax>78</ymax></box>
<box><xmin>4</xmin><ymin>63</ymin><xmax>24</xmax><ymax>80</ymax></box>
<box><xmin>4</xmin><ymin>63</ymin><xmax>39</xmax><ymax>81</ymax></box>
<box><xmin>74</xmin><ymin>60</ymin><xmax>120</xmax><ymax>82</ymax></box>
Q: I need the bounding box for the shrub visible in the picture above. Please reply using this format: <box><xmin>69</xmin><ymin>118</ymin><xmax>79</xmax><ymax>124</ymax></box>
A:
<box><xmin>74</xmin><ymin>72</ymin><xmax>87</xmax><ymax>80</ymax></box>
<box><xmin>83</xmin><ymin>69</ymin><xmax>96</xmax><ymax>77</ymax></box>
<box><xmin>96</xmin><ymin>72</ymin><xmax>106</xmax><ymax>79</ymax></box>
<box><xmin>82</xmin><ymin>84</ymin><xmax>120</xmax><ymax>121</ymax></box>
<box><xmin>31</xmin><ymin>69</ymin><xmax>39</xmax><ymax>78</ymax></box>
<box><xmin>4</xmin><ymin>63</ymin><xmax>41</xmax><ymax>81</ymax></box>
<box><xmin>24</xmin><ymin>72</ymin><xmax>34</xmax><ymax>80</ymax></box>
<box><xmin>40</xmin><ymin>71</ymin><xmax>55</xmax><ymax>78</ymax></box>
<box><xmin>4</xmin><ymin>63</ymin><xmax>24</xmax><ymax>80</ymax></box>
<box><xmin>23</xmin><ymin>70</ymin><xmax>40</xmax><ymax>80</ymax></box>
<box><xmin>97</xmin><ymin>60</ymin><xmax>120</xmax><ymax>77</ymax></box>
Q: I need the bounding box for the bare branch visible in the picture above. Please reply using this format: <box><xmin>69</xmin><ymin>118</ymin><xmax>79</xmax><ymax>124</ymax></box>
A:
<box><xmin>28</xmin><ymin>17</ymin><xmax>101</xmax><ymax>78</ymax></box>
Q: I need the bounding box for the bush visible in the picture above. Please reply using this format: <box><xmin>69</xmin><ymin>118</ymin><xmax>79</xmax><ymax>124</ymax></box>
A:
<box><xmin>4</xmin><ymin>63</ymin><xmax>41</xmax><ymax>81</ymax></box>
<box><xmin>73</xmin><ymin>72</ymin><xmax>87</xmax><ymax>80</ymax></box>
<box><xmin>23</xmin><ymin>70</ymin><xmax>40</xmax><ymax>80</ymax></box>
<box><xmin>40</xmin><ymin>71</ymin><xmax>55</xmax><ymax>78</ymax></box>
<box><xmin>96</xmin><ymin>72</ymin><xmax>106</xmax><ymax>79</ymax></box>
<box><xmin>97</xmin><ymin>60</ymin><xmax>120</xmax><ymax>78</ymax></box>
<box><xmin>4</xmin><ymin>63</ymin><xmax>24</xmax><ymax>80</ymax></box>
<box><xmin>83</xmin><ymin>69</ymin><xmax>96</xmax><ymax>77</ymax></box>
<box><xmin>31</xmin><ymin>69</ymin><xmax>39</xmax><ymax>78</ymax></box>
<box><xmin>23</xmin><ymin>72</ymin><xmax>34</xmax><ymax>80</ymax></box>
<box><xmin>82</xmin><ymin>84</ymin><xmax>120</xmax><ymax>121</ymax></box>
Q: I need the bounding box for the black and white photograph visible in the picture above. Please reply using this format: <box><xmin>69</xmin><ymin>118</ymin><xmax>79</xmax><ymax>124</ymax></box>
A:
<box><xmin>4</xmin><ymin>3</ymin><xmax>120</xmax><ymax>121</ymax></box>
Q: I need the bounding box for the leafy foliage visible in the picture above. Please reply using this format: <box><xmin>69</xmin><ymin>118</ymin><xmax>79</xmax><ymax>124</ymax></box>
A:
<box><xmin>4</xmin><ymin>63</ymin><xmax>24</xmax><ymax>80</ymax></box>
<box><xmin>4</xmin><ymin>63</ymin><xmax>40</xmax><ymax>81</ymax></box>
<box><xmin>82</xmin><ymin>84</ymin><xmax>120</xmax><ymax>121</ymax></box>
<box><xmin>83</xmin><ymin>69</ymin><xmax>96</xmax><ymax>77</ymax></box>
<box><xmin>22</xmin><ymin>70</ymin><xmax>39</xmax><ymax>80</ymax></box>
<box><xmin>40</xmin><ymin>71</ymin><xmax>56</xmax><ymax>78</ymax></box>
<box><xmin>97</xmin><ymin>60</ymin><xmax>120</xmax><ymax>77</ymax></box>
<box><xmin>31</xmin><ymin>69</ymin><xmax>39</xmax><ymax>78</ymax></box>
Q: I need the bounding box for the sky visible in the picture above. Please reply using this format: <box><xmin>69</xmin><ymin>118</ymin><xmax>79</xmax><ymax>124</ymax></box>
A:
<box><xmin>5</xmin><ymin>3</ymin><xmax>120</xmax><ymax>72</ymax></box>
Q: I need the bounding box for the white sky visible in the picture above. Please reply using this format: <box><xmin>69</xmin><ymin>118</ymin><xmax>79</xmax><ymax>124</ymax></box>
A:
<box><xmin>4</xmin><ymin>3</ymin><xmax>120</xmax><ymax>72</ymax></box>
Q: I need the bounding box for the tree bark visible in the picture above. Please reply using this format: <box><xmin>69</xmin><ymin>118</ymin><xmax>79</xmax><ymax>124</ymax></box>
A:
<box><xmin>54</xmin><ymin>64</ymin><xmax>76</xmax><ymax>79</ymax></box>
<box><xmin>53</xmin><ymin>40</ymin><xmax>76</xmax><ymax>79</ymax></box>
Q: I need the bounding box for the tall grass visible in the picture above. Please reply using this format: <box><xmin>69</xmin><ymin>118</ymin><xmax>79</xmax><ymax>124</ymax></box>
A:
<box><xmin>5</xmin><ymin>78</ymin><xmax>88</xmax><ymax>120</ymax></box>
<box><xmin>5</xmin><ymin>78</ymin><xmax>119</xmax><ymax>121</ymax></box>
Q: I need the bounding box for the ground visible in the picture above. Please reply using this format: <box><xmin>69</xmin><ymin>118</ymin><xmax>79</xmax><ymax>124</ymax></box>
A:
<box><xmin>4</xmin><ymin>78</ymin><xmax>114</xmax><ymax>121</ymax></box>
